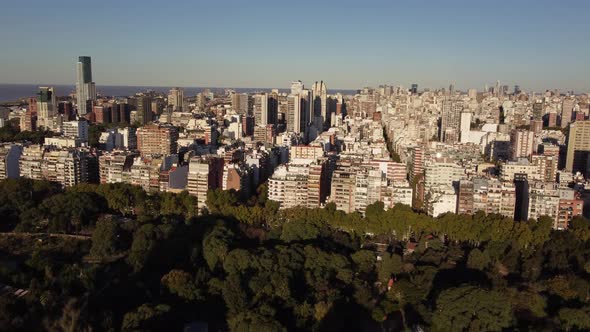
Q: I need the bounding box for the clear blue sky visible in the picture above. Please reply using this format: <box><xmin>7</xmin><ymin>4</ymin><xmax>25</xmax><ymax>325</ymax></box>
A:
<box><xmin>1</xmin><ymin>0</ymin><xmax>589</xmax><ymax>92</ymax></box>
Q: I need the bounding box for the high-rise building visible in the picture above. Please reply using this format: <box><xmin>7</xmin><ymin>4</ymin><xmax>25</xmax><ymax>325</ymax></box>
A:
<box><xmin>19</xmin><ymin>145</ymin><xmax>44</xmax><ymax>181</ymax></box>
<box><xmin>168</xmin><ymin>87</ymin><xmax>185</xmax><ymax>112</ymax></box>
<box><xmin>59</xmin><ymin>101</ymin><xmax>74</xmax><ymax>120</ymax></box>
<box><xmin>113</xmin><ymin>102</ymin><xmax>130</xmax><ymax>124</ymax></box>
<box><xmin>99</xmin><ymin>151</ymin><xmax>137</xmax><ymax>184</ymax></box>
<box><xmin>561</xmin><ymin>98</ymin><xmax>575</xmax><ymax>128</ymax></box>
<box><xmin>410</xmin><ymin>84</ymin><xmax>418</xmax><ymax>94</ymax></box>
<box><xmin>62</xmin><ymin>120</ymin><xmax>89</xmax><ymax>142</ymax></box>
<box><xmin>119</xmin><ymin>127</ymin><xmax>137</xmax><ymax>150</ymax></box>
<box><xmin>20</xmin><ymin>97</ymin><xmax>38</xmax><ymax>131</ymax></box>
<box><xmin>528</xmin><ymin>182</ymin><xmax>560</xmax><ymax>223</ymax></box>
<box><xmin>195</xmin><ymin>93</ymin><xmax>207</xmax><ymax>112</ymax></box>
<box><xmin>514</xmin><ymin>174</ymin><xmax>529</xmax><ymax>221</ymax></box>
<box><xmin>440</xmin><ymin>99</ymin><xmax>463</xmax><ymax>142</ymax></box>
<box><xmin>509</xmin><ymin>130</ymin><xmax>534</xmax><ymax>160</ymax></box>
<box><xmin>20</xmin><ymin>146</ymin><xmax>98</xmax><ymax>187</ymax></box>
<box><xmin>532</xmin><ymin>102</ymin><xmax>544</xmax><ymax>120</ymax></box>
<box><xmin>222</xmin><ymin>163</ymin><xmax>252</xmax><ymax>200</ymax></box>
<box><xmin>312</xmin><ymin>81</ymin><xmax>327</xmax><ymax>130</ymax></box>
<box><xmin>565</xmin><ymin>120</ymin><xmax>590</xmax><ymax>175</ymax></box>
<box><xmin>241</xmin><ymin>115</ymin><xmax>254</xmax><ymax>137</ymax></box>
<box><xmin>459</xmin><ymin>112</ymin><xmax>472</xmax><ymax>143</ymax></box>
<box><xmin>129</xmin><ymin>155</ymin><xmax>172</xmax><ymax>192</ymax></box>
<box><xmin>457</xmin><ymin>179</ymin><xmax>474</xmax><ymax>215</ymax></box>
<box><xmin>531</xmin><ymin>154</ymin><xmax>558</xmax><ymax>182</ymax></box>
<box><xmin>253</xmin><ymin>93</ymin><xmax>269</xmax><ymax>127</ymax></box>
<box><xmin>291</xmin><ymin>80</ymin><xmax>304</xmax><ymax>95</ymax></box>
<box><xmin>75</xmin><ymin>56</ymin><xmax>96</xmax><ymax>115</ymax></box>
<box><xmin>93</xmin><ymin>105</ymin><xmax>111</xmax><ymax>124</ymax></box>
<box><xmin>136</xmin><ymin>123</ymin><xmax>178</xmax><ymax>156</ymax></box>
<box><xmin>135</xmin><ymin>96</ymin><xmax>153</xmax><ymax>125</ymax></box>
<box><xmin>557</xmin><ymin>189</ymin><xmax>583</xmax><ymax>230</ymax></box>
<box><xmin>36</xmin><ymin>87</ymin><xmax>57</xmax><ymax>130</ymax></box>
<box><xmin>231</xmin><ymin>93</ymin><xmax>250</xmax><ymax>115</ymax></box>
<box><xmin>187</xmin><ymin>156</ymin><xmax>224</xmax><ymax>213</ymax></box>
<box><xmin>330</xmin><ymin>168</ymin><xmax>356</xmax><ymax>213</ymax></box>
<box><xmin>548</xmin><ymin>111</ymin><xmax>558</xmax><ymax>127</ymax></box>
<box><xmin>268</xmin><ymin>163</ymin><xmax>311</xmax><ymax>209</ymax></box>
<box><xmin>531</xmin><ymin>119</ymin><xmax>543</xmax><ymax>134</ymax></box>
<box><xmin>287</xmin><ymin>94</ymin><xmax>306</xmax><ymax>134</ymax></box>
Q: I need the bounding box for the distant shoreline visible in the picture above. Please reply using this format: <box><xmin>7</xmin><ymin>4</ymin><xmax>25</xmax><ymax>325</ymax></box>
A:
<box><xmin>0</xmin><ymin>84</ymin><xmax>358</xmax><ymax>102</ymax></box>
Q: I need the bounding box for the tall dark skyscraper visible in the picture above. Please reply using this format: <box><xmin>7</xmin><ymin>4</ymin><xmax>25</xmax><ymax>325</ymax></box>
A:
<box><xmin>411</xmin><ymin>84</ymin><xmax>418</xmax><ymax>94</ymax></box>
<box><xmin>135</xmin><ymin>96</ymin><xmax>153</xmax><ymax>125</ymax></box>
<box><xmin>76</xmin><ymin>56</ymin><xmax>96</xmax><ymax>115</ymax></box>
<box><xmin>514</xmin><ymin>174</ymin><xmax>529</xmax><ymax>222</ymax></box>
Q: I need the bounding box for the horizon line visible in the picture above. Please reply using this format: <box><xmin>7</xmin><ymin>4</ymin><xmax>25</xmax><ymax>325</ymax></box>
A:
<box><xmin>0</xmin><ymin>82</ymin><xmax>587</xmax><ymax>94</ymax></box>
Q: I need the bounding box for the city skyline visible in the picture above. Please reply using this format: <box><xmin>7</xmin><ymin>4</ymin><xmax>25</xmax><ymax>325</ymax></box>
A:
<box><xmin>2</xmin><ymin>0</ymin><xmax>590</xmax><ymax>92</ymax></box>
<box><xmin>2</xmin><ymin>1</ymin><xmax>590</xmax><ymax>330</ymax></box>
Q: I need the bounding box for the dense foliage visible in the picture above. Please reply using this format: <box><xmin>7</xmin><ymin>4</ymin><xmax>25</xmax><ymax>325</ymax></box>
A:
<box><xmin>0</xmin><ymin>119</ymin><xmax>54</xmax><ymax>144</ymax></box>
<box><xmin>0</xmin><ymin>179</ymin><xmax>589</xmax><ymax>331</ymax></box>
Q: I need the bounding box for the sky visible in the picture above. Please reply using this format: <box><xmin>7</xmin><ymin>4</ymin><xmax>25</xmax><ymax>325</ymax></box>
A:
<box><xmin>1</xmin><ymin>0</ymin><xmax>590</xmax><ymax>92</ymax></box>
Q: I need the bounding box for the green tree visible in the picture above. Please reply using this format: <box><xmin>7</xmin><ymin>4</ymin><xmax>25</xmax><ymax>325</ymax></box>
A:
<box><xmin>466</xmin><ymin>248</ymin><xmax>490</xmax><ymax>270</ymax></box>
<box><xmin>121</xmin><ymin>303</ymin><xmax>170</xmax><ymax>331</ymax></box>
<box><xmin>0</xmin><ymin>296</ymin><xmax>28</xmax><ymax>331</ymax></box>
<box><xmin>432</xmin><ymin>286</ymin><xmax>512</xmax><ymax>332</ymax></box>
<box><xmin>127</xmin><ymin>224</ymin><xmax>162</xmax><ymax>272</ymax></box>
<box><xmin>558</xmin><ymin>307</ymin><xmax>590</xmax><ymax>331</ymax></box>
<box><xmin>206</xmin><ymin>189</ymin><xmax>238</xmax><ymax>214</ymax></box>
<box><xmin>202</xmin><ymin>225</ymin><xmax>234</xmax><ymax>270</ymax></box>
<box><xmin>378</xmin><ymin>253</ymin><xmax>403</xmax><ymax>283</ymax></box>
<box><xmin>228</xmin><ymin>312</ymin><xmax>287</xmax><ymax>332</ymax></box>
<box><xmin>351</xmin><ymin>250</ymin><xmax>376</xmax><ymax>276</ymax></box>
<box><xmin>280</xmin><ymin>220</ymin><xmax>322</xmax><ymax>242</ymax></box>
<box><xmin>90</xmin><ymin>217</ymin><xmax>121</xmax><ymax>258</ymax></box>
<box><xmin>56</xmin><ymin>298</ymin><xmax>90</xmax><ymax>332</ymax></box>
<box><xmin>37</xmin><ymin>192</ymin><xmax>104</xmax><ymax>233</ymax></box>
<box><xmin>507</xmin><ymin>287</ymin><xmax>546</xmax><ymax>319</ymax></box>
<box><xmin>161</xmin><ymin>269</ymin><xmax>203</xmax><ymax>301</ymax></box>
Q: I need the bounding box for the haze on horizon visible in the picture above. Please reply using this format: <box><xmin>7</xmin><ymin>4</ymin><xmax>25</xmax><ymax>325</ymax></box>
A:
<box><xmin>1</xmin><ymin>0</ymin><xmax>589</xmax><ymax>92</ymax></box>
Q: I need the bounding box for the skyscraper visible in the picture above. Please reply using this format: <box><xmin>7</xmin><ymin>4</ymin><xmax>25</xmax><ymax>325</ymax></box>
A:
<box><xmin>167</xmin><ymin>87</ymin><xmax>185</xmax><ymax>112</ymax></box>
<box><xmin>231</xmin><ymin>93</ymin><xmax>251</xmax><ymax>115</ymax></box>
<box><xmin>287</xmin><ymin>94</ymin><xmax>304</xmax><ymax>134</ymax></box>
<box><xmin>532</xmin><ymin>102</ymin><xmax>544</xmax><ymax>120</ymax></box>
<box><xmin>514</xmin><ymin>174</ymin><xmax>529</xmax><ymax>222</ymax></box>
<box><xmin>135</xmin><ymin>96</ymin><xmax>153</xmax><ymax>125</ymax></box>
<box><xmin>561</xmin><ymin>97</ymin><xmax>575</xmax><ymax>128</ymax></box>
<box><xmin>312</xmin><ymin>81</ymin><xmax>327</xmax><ymax>130</ymax></box>
<box><xmin>440</xmin><ymin>99</ymin><xmax>463</xmax><ymax>142</ymax></box>
<box><xmin>75</xmin><ymin>56</ymin><xmax>96</xmax><ymax>115</ymax></box>
<box><xmin>286</xmin><ymin>81</ymin><xmax>311</xmax><ymax>139</ymax></box>
<box><xmin>36</xmin><ymin>87</ymin><xmax>57</xmax><ymax>130</ymax></box>
<box><xmin>253</xmin><ymin>93</ymin><xmax>269</xmax><ymax>127</ymax></box>
<box><xmin>565</xmin><ymin>120</ymin><xmax>590</xmax><ymax>175</ymax></box>
<box><xmin>291</xmin><ymin>80</ymin><xmax>304</xmax><ymax>95</ymax></box>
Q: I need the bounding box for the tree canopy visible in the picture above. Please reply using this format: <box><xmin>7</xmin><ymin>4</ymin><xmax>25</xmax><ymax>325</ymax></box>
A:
<box><xmin>0</xmin><ymin>178</ymin><xmax>589</xmax><ymax>331</ymax></box>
